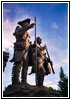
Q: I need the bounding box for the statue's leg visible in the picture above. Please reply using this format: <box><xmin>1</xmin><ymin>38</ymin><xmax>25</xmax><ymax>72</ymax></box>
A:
<box><xmin>12</xmin><ymin>61</ymin><xmax>23</xmax><ymax>85</ymax></box>
<box><xmin>37</xmin><ymin>67</ymin><xmax>45</xmax><ymax>86</ymax></box>
<box><xmin>21</xmin><ymin>58</ymin><xmax>28</xmax><ymax>84</ymax></box>
<box><xmin>37</xmin><ymin>58</ymin><xmax>45</xmax><ymax>86</ymax></box>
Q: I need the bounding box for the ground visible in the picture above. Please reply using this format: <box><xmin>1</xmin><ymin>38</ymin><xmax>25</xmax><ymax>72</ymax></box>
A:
<box><xmin>3</xmin><ymin>84</ymin><xmax>62</xmax><ymax>97</ymax></box>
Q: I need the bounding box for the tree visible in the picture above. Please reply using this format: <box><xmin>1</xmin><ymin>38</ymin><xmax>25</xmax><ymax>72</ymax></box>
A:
<box><xmin>58</xmin><ymin>67</ymin><xmax>68</xmax><ymax>97</ymax></box>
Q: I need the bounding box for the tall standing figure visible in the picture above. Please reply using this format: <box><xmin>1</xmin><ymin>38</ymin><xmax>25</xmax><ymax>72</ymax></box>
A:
<box><xmin>10</xmin><ymin>18</ymin><xmax>35</xmax><ymax>85</ymax></box>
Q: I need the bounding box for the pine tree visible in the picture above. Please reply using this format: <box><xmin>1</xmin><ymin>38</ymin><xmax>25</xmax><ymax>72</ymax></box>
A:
<box><xmin>58</xmin><ymin>67</ymin><xmax>68</xmax><ymax>97</ymax></box>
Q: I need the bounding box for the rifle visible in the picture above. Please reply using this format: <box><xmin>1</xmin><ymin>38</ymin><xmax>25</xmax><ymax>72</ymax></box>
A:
<box><xmin>45</xmin><ymin>44</ymin><xmax>55</xmax><ymax>74</ymax></box>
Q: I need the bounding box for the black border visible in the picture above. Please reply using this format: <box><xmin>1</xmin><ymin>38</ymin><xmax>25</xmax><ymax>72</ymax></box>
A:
<box><xmin>1</xmin><ymin>1</ymin><xmax>70</xmax><ymax>99</ymax></box>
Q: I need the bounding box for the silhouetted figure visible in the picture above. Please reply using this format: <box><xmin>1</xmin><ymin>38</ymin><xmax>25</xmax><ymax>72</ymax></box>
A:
<box><xmin>3</xmin><ymin>51</ymin><xmax>9</xmax><ymax>72</ymax></box>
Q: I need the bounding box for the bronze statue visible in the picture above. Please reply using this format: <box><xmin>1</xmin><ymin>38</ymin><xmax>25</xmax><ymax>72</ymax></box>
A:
<box><xmin>9</xmin><ymin>16</ymin><xmax>55</xmax><ymax>87</ymax></box>
<box><xmin>29</xmin><ymin>37</ymin><xmax>55</xmax><ymax>86</ymax></box>
<box><xmin>10</xmin><ymin>18</ymin><xmax>35</xmax><ymax>85</ymax></box>
<box><xmin>29</xmin><ymin>37</ymin><xmax>47</xmax><ymax>86</ymax></box>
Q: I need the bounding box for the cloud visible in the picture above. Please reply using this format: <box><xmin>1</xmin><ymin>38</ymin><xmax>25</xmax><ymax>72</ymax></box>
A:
<box><xmin>44</xmin><ymin>75</ymin><xmax>59</xmax><ymax>89</ymax></box>
<box><xmin>43</xmin><ymin>37</ymin><xmax>68</xmax><ymax>68</ymax></box>
<box><xmin>51</xmin><ymin>85</ymin><xmax>59</xmax><ymax>90</ymax></box>
<box><xmin>27</xmin><ymin>74</ymin><xmax>35</xmax><ymax>85</ymax></box>
<box><xmin>3</xmin><ymin>18</ymin><xmax>16</xmax><ymax>52</ymax></box>
<box><xmin>50</xmin><ymin>48</ymin><xmax>68</xmax><ymax>70</ymax></box>
<box><xmin>4</xmin><ymin>9</ymin><xmax>11</xmax><ymax>13</ymax></box>
<box><xmin>3</xmin><ymin>74</ymin><xmax>11</xmax><ymax>81</ymax></box>
<box><xmin>51</xmin><ymin>22</ymin><xmax>59</xmax><ymax>29</ymax></box>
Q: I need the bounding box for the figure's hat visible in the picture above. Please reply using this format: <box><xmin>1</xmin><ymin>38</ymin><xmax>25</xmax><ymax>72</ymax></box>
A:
<box><xmin>34</xmin><ymin>37</ymin><xmax>42</xmax><ymax>43</ymax></box>
<box><xmin>37</xmin><ymin>37</ymin><xmax>42</xmax><ymax>41</ymax></box>
<box><xmin>18</xmin><ymin>18</ymin><xmax>31</xmax><ymax>25</ymax></box>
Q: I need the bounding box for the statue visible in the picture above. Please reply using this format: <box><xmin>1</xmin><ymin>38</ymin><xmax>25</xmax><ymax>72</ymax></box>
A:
<box><xmin>29</xmin><ymin>37</ymin><xmax>55</xmax><ymax>86</ymax></box>
<box><xmin>3</xmin><ymin>51</ymin><xmax>9</xmax><ymax>72</ymax></box>
<box><xmin>10</xmin><ymin>18</ymin><xmax>35</xmax><ymax>85</ymax></box>
<box><xmin>10</xmin><ymin>17</ymin><xmax>55</xmax><ymax>86</ymax></box>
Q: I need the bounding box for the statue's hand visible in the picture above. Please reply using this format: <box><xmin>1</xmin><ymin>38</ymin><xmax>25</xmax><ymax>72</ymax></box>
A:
<box><xmin>31</xmin><ymin>23</ymin><xmax>35</xmax><ymax>28</ymax></box>
<box><xmin>44</xmin><ymin>45</ymin><xmax>47</xmax><ymax>50</ymax></box>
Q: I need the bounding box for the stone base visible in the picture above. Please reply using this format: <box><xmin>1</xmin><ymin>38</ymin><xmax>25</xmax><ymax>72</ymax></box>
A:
<box><xmin>3</xmin><ymin>84</ymin><xmax>61</xmax><ymax>97</ymax></box>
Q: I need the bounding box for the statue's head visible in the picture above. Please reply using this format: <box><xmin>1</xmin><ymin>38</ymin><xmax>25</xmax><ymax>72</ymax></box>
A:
<box><xmin>37</xmin><ymin>37</ymin><xmax>42</xmax><ymax>45</ymax></box>
<box><xmin>18</xmin><ymin>18</ymin><xmax>31</xmax><ymax>26</ymax></box>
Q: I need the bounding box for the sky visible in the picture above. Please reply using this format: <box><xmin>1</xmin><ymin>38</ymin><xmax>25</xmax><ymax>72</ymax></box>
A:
<box><xmin>3</xmin><ymin>2</ymin><xmax>68</xmax><ymax>90</ymax></box>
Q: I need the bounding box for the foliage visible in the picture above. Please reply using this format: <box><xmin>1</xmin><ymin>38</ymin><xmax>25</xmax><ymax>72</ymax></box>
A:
<box><xmin>58</xmin><ymin>67</ymin><xmax>68</xmax><ymax>97</ymax></box>
<box><xmin>47</xmin><ymin>87</ymin><xmax>59</xmax><ymax>93</ymax></box>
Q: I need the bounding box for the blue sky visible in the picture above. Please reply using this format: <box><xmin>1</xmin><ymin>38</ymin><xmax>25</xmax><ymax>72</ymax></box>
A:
<box><xmin>3</xmin><ymin>2</ymin><xmax>68</xmax><ymax>90</ymax></box>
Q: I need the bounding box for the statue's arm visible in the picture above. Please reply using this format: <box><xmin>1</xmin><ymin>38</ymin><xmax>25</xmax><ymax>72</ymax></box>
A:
<box><xmin>13</xmin><ymin>23</ymin><xmax>35</xmax><ymax>36</ymax></box>
<box><xmin>19</xmin><ymin>23</ymin><xmax>35</xmax><ymax>32</ymax></box>
<box><xmin>40</xmin><ymin>45</ymin><xmax>47</xmax><ymax>51</ymax></box>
